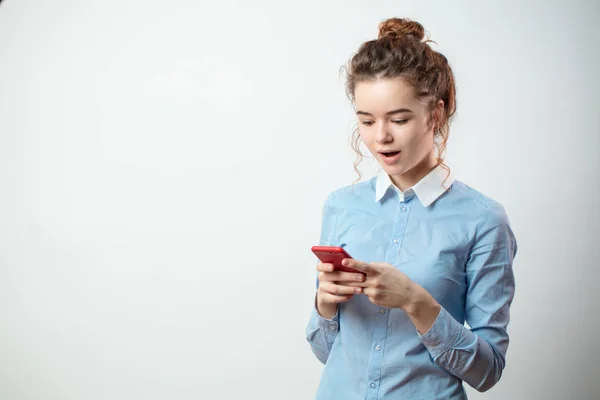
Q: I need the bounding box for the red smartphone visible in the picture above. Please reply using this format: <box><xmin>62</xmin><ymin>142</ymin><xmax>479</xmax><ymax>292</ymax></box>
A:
<box><xmin>311</xmin><ymin>245</ymin><xmax>362</xmax><ymax>274</ymax></box>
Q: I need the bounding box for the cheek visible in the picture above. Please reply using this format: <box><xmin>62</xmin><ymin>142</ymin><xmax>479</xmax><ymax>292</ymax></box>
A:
<box><xmin>401</xmin><ymin>129</ymin><xmax>434</xmax><ymax>155</ymax></box>
<box><xmin>358</xmin><ymin>129</ymin><xmax>375</xmax><ymax>148</ymax></box>
<box><xmin>407</xmin><ymin>125</ymin><xmax>433</xmax><ymax>144</ymax></box>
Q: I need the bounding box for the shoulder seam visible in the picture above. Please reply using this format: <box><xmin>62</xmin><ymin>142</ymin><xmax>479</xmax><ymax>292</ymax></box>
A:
<box><xmin>451</xmin><ymin>181</ymin><xmax>501</xmax><ymax>210</ymax></box>
<box><xmin>330</xmin><ymin>177</ymin><xmax>377</xmax><ymax>199</ymax></box>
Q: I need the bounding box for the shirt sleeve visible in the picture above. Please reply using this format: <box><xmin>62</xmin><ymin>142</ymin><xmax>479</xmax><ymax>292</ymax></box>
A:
<box><xmin>305</xmin><ymin>192</ymin><xmax>340</xmax><ymax>364</ymax></box>
<box><xmin>306</xmin><ymin>295</ymin><xmax>340</xmax><ymax>364</ymax></box>
<box><xmin>418</xmin><ymin>205</ymin><xmax>518</xmax><ymax>392</ymax></box>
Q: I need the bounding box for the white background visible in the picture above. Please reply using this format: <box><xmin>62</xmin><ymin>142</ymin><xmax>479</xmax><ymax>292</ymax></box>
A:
<box><xmin>0</xmin><ymin>0</ymin><xmax>598</xmax><ymax>399</ymax></box>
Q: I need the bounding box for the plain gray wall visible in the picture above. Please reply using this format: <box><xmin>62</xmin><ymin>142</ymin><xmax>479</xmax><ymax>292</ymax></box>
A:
<box><xmin>0</xmin><ymin>0</ymin><xmax>598</xmax><ymax>399</ymax></box>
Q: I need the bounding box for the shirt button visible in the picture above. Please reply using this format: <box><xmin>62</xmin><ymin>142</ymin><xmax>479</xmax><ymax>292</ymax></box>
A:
<box><xmin>370</xmin><ymin>382</ymin><xmax>376</xmax><ymax>388</ymax></box>
<box><xmin>401</xmin><ymin>206</ymin><xmax>407</xmax><ymax>212</ymax></box>
<box><xmin>328</xmin><ymin>325</ymin><xmax>336</xmax><ymax>331</ymax></box>
<box><xmin>379</xmin><ymin>308</ymin><xmax>386</xmax><ymax>314</ymax></box>
<box><xmin>393</xmin><ymin>238</ymin><xmax>399</xmax><ymax>244</ymax></box>
<box><xmin>375</xmin><ymin>345</ymin><xmax>381</xmax><ymax>351</ymax></box>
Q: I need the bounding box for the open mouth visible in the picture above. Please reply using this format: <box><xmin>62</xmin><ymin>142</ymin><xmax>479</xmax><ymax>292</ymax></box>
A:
<box><xmin>380</xmin><ymin>151</ymin><xmax>400</xmax><ymax>158</ymax></box>
<box><xmin>379</xmin><ymin>150</ymin><xmax>401</xmax><ymax>164</ymax></box>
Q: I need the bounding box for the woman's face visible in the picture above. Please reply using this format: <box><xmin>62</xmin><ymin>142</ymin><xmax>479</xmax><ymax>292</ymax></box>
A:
<box><xmin>354</xmin><ymin>78</ymin><xmax>439</xmax><ymax>188</ymax></box>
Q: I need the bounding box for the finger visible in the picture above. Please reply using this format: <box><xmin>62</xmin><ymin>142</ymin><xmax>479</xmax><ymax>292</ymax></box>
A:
<box><xmin>319</xmin><ymin>281</ymin><xmax>363</xmax><ymax>296</ymax></box>
<box><xmin>342</xmin><ymin>258</ymin><xmax>378</xmax><ymax>275</ymax></box>
<box><xmin>319</xmin><ymin>271</ymin><xmax>366</xmax><ymax>283</ymax></box>
<box><xmin>319</xmin><ymin>291</ymin><xmax>353</xmax><ymax>304</ymax></box>
<box><xmin>316</xmin><ymin>262</ymin><xmax>334</xmax><ymax>272</ymax></box>
<box><xmin>344</xmin><ymin>280</ymin><xmax>375</xmax><ymax>288</ymax></box>
<box><xmin>363</xmin><ymin>287</ymin><xmax>381</xmax><ymax>299</ymax></box>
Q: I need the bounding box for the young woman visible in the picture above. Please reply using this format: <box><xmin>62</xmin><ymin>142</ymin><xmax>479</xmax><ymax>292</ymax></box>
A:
<box><xmin>305</xmin><ymin>18</ymin><xmax>517</xmax><ymax>399</ymax></box>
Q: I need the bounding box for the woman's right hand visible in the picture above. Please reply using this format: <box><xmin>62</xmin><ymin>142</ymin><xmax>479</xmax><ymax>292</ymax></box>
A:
<box><xmin>315</xmin><ymin>262</ymin><xmax>365</xmax><ymax>319</ymax></box>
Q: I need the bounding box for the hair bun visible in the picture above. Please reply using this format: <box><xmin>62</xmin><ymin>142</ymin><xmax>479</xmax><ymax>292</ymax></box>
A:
<box><xmin>378</xmin><ymin>18</ymin><xmax>425</xmax><ymax>41</ymax></box>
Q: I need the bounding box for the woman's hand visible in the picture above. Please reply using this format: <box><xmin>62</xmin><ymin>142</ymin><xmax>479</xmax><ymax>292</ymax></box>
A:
<box><xmin>341</xmin><ymin>259</ymin><xmax>416</xmax><ymax>309</ymax></box>
<box><xmin>342</xmin><ymin>258</ymin><xmax>441</xmax><ymax>334</ymax></box>
<box><xmin>315</xmin><ymin>262</ymin><xmax>366</xmax><ymax>319</ymax></box>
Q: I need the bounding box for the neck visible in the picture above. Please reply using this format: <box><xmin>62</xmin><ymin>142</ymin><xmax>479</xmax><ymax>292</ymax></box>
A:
<box><xmin>390</xmin><ymin>152</ymin><xmax>438</xmax><ymax>191</ymax></box>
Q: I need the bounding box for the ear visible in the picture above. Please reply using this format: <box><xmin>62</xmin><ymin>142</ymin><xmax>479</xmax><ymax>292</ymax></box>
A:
<box><xmin>431</xmin><ymin>99</ymin><xmax>445</xmax><ymax>133</ymax></box>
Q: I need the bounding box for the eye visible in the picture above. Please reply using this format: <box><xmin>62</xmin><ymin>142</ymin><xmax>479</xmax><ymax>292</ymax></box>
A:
<box><xmin>392</xmin><ymin>120</ymin><xmax>408</xmax><ymax>125</ymax></box>
<box><xmin>360</xmin><ymin>121</ymin><xmax>374</xmax><ymax>126</ymax></box>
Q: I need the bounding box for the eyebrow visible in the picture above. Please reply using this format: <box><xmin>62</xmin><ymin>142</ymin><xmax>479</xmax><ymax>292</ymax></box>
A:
<box><xmin>356</xmin><ymin>108</ymin><xmax>412</xmax><ymax>116</ymax></box>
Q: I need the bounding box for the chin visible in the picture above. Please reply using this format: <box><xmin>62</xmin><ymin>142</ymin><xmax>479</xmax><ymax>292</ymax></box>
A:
<box><xmin>380</xmin><ymin>163</ymin><xmax>407</xmax><ymax>176</ymax></box>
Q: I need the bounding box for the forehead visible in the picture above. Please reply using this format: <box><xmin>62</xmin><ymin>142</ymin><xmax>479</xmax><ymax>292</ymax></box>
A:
<box><xmin>354</xmin><ymin>78</ymin><xmax>421</xmax><ymax>114</ymax></box>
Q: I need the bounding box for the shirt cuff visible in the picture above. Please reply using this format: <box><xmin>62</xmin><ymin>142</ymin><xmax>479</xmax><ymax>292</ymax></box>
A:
<box><xmin>309</xmin><ymin>302</ymin><xmax>339</xmax><ymax>334</ymax></box>
<box><xmin>417</xmin><ymin>305</ymin><xmax>463</xmax><ymax>359</ymax></box>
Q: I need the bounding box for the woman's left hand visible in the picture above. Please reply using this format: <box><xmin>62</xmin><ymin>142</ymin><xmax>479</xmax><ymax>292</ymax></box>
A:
<box><xmin>342</xmin><ymin>258</ymin><xmax>421</xmax><ymax>310</ymax></box>
<box><xmin>343</xmin><ymin>258</ymin><xmax>441</xmax><ymax>333</ymax></box>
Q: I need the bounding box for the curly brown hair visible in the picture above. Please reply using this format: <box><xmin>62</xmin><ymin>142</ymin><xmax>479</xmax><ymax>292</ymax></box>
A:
<box><xmin>342</xmin><ymin>17</ymin><xmax>457</xmax><ymax>185</ymax></box>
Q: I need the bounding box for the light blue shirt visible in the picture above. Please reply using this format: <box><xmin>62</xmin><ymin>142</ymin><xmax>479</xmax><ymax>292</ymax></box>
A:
<box><xmin>306</xmin><ymin>165</ymin><xmax>517</xmax><ymax>399</ymax></box>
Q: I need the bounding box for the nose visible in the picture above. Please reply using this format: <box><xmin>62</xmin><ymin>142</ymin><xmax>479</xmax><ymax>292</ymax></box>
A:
<box><xmin>375</xmin><ymin>123</ymin><xmax>393</xmax><ymax>144</ymax></box>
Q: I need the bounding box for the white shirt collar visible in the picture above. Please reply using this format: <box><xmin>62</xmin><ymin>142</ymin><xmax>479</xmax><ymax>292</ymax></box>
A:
<box><xmin>375</xmin><ymin>164</ymin><xmax>456</xmax><ymax>207</ymax></box>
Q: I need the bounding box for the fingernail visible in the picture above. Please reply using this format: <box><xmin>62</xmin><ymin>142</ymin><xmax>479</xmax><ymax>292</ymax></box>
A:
<box><xmin>355</xmin><ymin>287</ymin><xmax>361</xmax><ymax>293</ymax></box>
<box><xmin>356</xmin><ymin>274</ymin><xmax>363</xmax><ymax>281</ymax></box>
